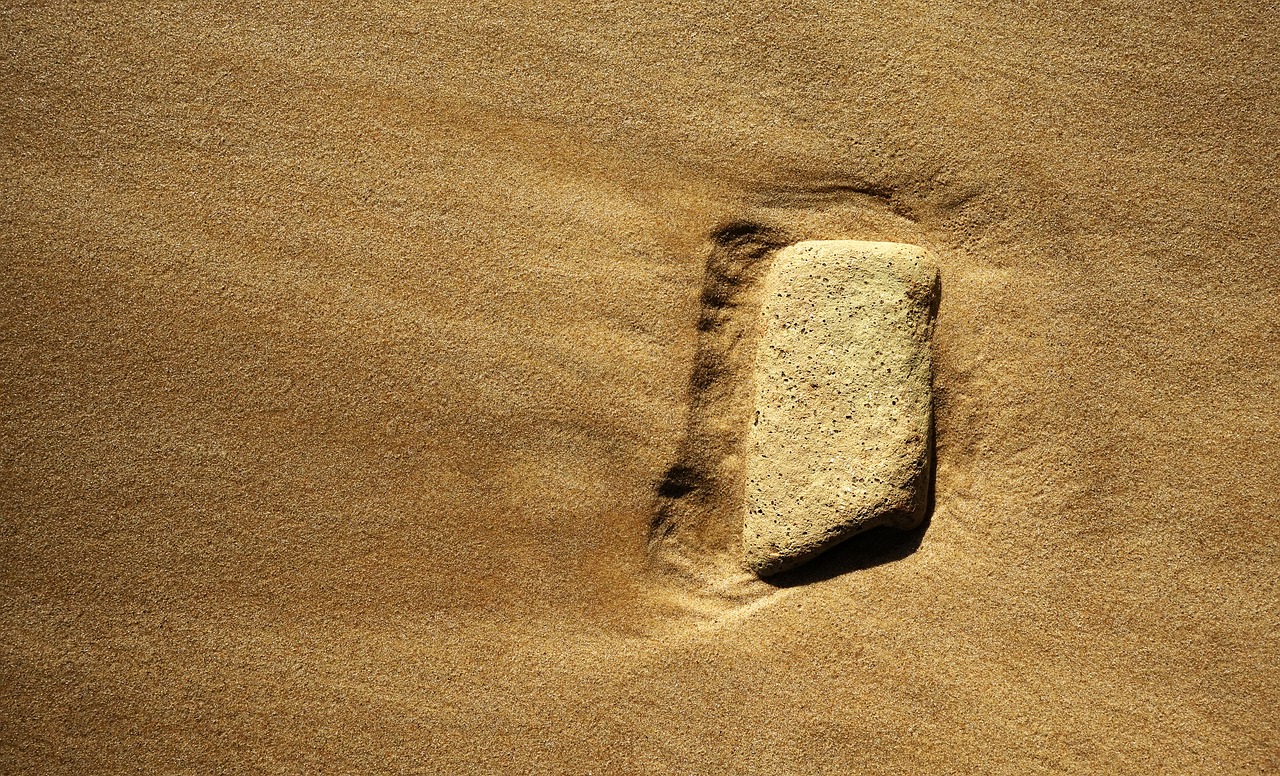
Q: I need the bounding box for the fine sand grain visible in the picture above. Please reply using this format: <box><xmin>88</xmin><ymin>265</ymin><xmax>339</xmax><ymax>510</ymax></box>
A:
<box><xmin>3</xmin><ymin>1</ymin><xmax>1278</xmax><ymax>773</ymax></box>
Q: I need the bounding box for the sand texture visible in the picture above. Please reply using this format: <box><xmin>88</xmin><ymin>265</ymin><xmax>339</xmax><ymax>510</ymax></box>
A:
<box><xmin>744</xmin><ymin>241</ymin><xmax>936</xmax><ymax>576</ymax></box>
<box><xmin>2</xmin><ymin>0</ymin><xmax>1278</xmax><ymax>773</ymax></box>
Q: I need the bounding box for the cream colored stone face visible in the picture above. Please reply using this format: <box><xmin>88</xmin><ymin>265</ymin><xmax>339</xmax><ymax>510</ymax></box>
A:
<box><xmin>743</xmin><ymin>241</ymin><xmax>938</xmax><ymax>576</ymax></box>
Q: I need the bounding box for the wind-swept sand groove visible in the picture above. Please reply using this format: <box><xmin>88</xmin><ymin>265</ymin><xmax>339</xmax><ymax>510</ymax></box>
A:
<box><xmin>649</xmin><ymin>221</ymin><xmax>786</xmax><ymax>587</ymax></box>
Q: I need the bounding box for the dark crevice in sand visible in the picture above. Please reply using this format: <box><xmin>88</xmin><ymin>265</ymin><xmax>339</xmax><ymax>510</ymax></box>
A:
<box><xmin>648</xmin><ymin>221</ymin><xmax>787</xmax><ymax>578</ymax></box>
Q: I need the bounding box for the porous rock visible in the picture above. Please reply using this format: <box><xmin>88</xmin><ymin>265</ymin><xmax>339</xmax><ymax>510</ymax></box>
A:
<box><xmin>743</xmin><ymin>240</ymin><xmax>939</xmax><ymax>576</ymax></box>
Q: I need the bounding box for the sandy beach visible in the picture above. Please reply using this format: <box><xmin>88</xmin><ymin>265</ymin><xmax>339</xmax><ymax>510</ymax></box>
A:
<box><xmin>3</xmin><ymin>0</ymin><xmax>1277</xmax><ymax>772</ymax></box>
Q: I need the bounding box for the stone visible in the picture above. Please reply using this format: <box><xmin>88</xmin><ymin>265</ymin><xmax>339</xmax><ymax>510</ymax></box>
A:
<box><xmin>742</xmin><ymin>240</ymin><xmax>939</xmax><ymax>576</ymax></box>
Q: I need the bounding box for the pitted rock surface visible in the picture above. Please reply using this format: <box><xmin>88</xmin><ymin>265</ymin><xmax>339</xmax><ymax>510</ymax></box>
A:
<box><xmin>743</xmin><ymin>241</ymin><xmax>939</xmax><ymax>576</ymax></box>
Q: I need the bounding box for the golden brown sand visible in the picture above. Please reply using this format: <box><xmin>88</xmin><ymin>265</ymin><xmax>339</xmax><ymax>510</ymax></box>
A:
<box><xmin>3</xmin><ymin>0</ymin><xmax>1277</xmax><ymax>772</ymax></box>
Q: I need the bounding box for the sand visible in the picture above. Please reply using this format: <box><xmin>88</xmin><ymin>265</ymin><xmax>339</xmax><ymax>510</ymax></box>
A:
<box><xmin>2</xmin><ymin>0</ymin><xmax>1277</xmax><ymax>772</ymax></box>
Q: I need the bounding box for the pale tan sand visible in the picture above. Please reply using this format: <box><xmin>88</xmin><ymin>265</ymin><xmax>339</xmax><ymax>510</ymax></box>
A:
<box><xmin>2</xmin><ymin>1</ymin><xmax>1278</xmax><ymax>773</ymax></box>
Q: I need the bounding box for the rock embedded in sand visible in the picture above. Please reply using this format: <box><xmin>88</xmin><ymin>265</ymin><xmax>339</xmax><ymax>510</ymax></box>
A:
<box><xmin>743</xmin><ymin>240</ymin><xmax>939</xmax><ymax>576</ymax></box>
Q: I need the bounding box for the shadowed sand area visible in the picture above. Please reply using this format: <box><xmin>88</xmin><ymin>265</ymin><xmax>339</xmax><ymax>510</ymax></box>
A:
<box><xmin>2</xmin><ymin>1</ymin><xmax>1278</xmax><ymax>772</ymax></box>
